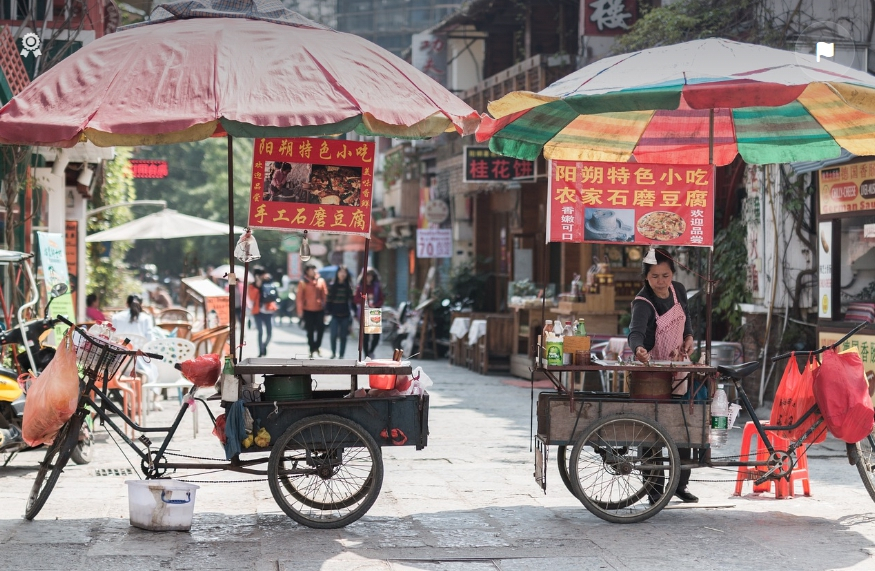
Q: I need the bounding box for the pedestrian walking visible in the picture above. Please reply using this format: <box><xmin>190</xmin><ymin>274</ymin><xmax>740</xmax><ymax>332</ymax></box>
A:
<box><xmin>249</xmin><ymin>268</ymin><xmax>279</xmax><ymax>357</ymax></box>
<box><xmin>297</xmin><ymin>264</ymin><xmax>328</xmax><ymax>358</ymax></box>
<box><xmin>356</xmin><ymin>267</ymin><xmax>384</xmax><ymax>359</ymax></box>
<box><xmin>326</xmin><ymin>265</ymin><xmax>354</xmax><ymax>359</ymax></box>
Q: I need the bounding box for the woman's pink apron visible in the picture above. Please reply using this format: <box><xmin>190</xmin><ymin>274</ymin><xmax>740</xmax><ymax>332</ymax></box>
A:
<box><xmin>634</xmin><ymin>284</ymin><xmax>688</xmax><ymax>395</ymax></box>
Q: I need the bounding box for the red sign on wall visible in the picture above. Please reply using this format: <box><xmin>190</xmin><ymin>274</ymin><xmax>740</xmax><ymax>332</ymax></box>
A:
<box><xmin>129</xmin><ymin>160</ymin><xmax>169</xmax><ymax>178</ymax></box>
<box><xmin>248</xmin><ymin>138</ymin><xmax>375</xmax><ymax>237</ymax></box>
<box><xmin>546</xmin><ymin>160</ymin><xmax>715</xmax><ymax>247</ymax></box>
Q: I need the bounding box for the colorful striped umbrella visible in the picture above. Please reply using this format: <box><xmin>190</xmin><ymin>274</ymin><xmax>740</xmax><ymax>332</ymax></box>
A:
<box><xmin>476</xmin><ymin>38</ymin><xmax>875</xmax><ymax>166</ymax></box>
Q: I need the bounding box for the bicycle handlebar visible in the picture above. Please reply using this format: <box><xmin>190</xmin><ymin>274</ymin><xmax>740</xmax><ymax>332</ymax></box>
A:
<box><xmin>56</xmin><ymin>315</ymin><xmax>165</xmax><ymax>360</ymax></box>
<box><xmin>770</xmin><ymin>321</ymin><xmax>868</xmax><ymax>362</ymax></box>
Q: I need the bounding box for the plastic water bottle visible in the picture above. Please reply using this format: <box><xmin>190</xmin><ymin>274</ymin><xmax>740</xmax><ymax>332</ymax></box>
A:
<box><xmin>711</xmin><ymin>384</ymin><xmax>730</xmax><ymax>448</ymax></box>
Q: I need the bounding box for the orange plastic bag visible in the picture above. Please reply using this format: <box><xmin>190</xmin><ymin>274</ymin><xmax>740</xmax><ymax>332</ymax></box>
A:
<box><xmin>814</xmin><ymin>347</ymin><xmax>875</xmax><ymax>443</ymax></box>
<box><xmin>22</xmin><ymin>330</ymin><xmax>80</xmax><ymax>446</ymax></box>
<box><xmin>770</xmin><ymin>354</ymin><xmax>825</xmax><ymax>443</ymax></box>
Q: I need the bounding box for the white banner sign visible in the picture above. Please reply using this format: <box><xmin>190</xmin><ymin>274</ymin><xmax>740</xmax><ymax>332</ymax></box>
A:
<box><xmin>416</xmin><ymin>229</ymin><xmax>452</xmax><ymax>259</ymax></box>
<box><xmin>818</xmin><ymin>221</ymin><xmax>832</xmax><ymax>319</ymax></box>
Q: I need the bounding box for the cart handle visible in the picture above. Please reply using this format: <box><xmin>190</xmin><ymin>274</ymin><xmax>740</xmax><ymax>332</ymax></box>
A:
<box><xmin>771</xmin><ymin>322</ymin><xmax>868</xmax><ymax>362</ymax></box>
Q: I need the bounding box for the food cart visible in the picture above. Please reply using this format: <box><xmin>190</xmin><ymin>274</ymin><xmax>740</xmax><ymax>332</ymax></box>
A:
<box><xmin>0</xmin><ymin>0</ymin><xmax>482</xmax><ymax>528</ymax></box>
<box><xmin>526</xmin><ymin>158</ymin><xmax>724</xmax><ymax>523</ymax></box>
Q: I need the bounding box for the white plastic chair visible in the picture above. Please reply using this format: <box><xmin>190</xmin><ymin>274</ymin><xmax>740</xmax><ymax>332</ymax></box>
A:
<box><xmin>141</xmin><ymin>338</ymin><xmax>199</xmax><ymax>436</ymax></box>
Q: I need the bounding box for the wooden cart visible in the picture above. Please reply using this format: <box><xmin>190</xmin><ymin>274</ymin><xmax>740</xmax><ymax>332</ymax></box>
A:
<box><xmin>533</xmin><ymin>360</ymin><xmax>717</xmax><ymax>524</ymax></box>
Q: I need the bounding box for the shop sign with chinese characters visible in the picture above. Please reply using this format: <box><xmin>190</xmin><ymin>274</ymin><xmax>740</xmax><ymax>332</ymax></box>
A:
<box><xmin>585</xmin><ymin>0</ymin><xmax>638</xmax><ymax>36</ymax></box>
<box><xmin>819</xmin><ymin>332</ymin><xmax>875</xmax><ymax>373</ymax></box>
<box><xmin>819</xmin><ymin>160</ymin><xmax>875</xmax><ymax>215</ymax></box>
<box><xmin>818</xmin><ymin>221</ymin><xmax>832</xmax><ymax>319</ymax></box>
<box><xmin>464</xmin><ymin>146</ymin><xmax>536</xmax><ymax>182</ymax></box>
<box><xmin>547</xmin><ymin>161</ymin><xmax>715</xmax><ymax>246</ymax></box>
<box><xmin>248</xmin><ymin>138</ymin><xmax>375</xmax><ymax>237</ymax></box>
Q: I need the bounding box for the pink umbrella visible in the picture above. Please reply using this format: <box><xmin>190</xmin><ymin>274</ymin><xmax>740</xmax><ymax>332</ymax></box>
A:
<box><xmin>0</xmin><ymin>1</ymin><xmax>478</xmax><ymax>147</ymax></box>
<box><xmin>0</xmin><ymin>0</ymin><xmax>479</xmax><ymax>357</ymax></box>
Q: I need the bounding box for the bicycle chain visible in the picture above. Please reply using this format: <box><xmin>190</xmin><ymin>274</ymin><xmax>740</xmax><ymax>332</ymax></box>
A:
<box><xmin>160</xmin><ymin>450</ymin><xmax>271</xmax><ymax>483</ymax></box>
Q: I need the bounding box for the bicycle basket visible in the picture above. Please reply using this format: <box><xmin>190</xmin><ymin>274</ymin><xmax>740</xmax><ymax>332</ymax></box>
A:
<box><xmin>73</xmin><ymin>332</ymin><xmax>130</xmax><ymax>381</ymax></box>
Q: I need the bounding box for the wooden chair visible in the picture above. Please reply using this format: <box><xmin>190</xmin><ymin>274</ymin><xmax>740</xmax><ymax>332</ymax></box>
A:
<box><xmin>448</xmin><ymin>334</ymin><xmax>468</xmax><ymax>366</ymax></box>
<box><xmin>477</xmin><ymin>315</ymin><xmax>515</xmax><ymax>375</ymax></box>
<box><xmin>191</xmin><ymin>325</ymin><xmax>230</xmax><ymax>357</ymax></box>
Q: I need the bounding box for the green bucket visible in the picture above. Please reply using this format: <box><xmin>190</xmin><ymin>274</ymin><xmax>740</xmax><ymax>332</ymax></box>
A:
<box><xmin>263</xmin><ymin>375</ymin><xmax>312</xmax><ymax>401</ymax></box>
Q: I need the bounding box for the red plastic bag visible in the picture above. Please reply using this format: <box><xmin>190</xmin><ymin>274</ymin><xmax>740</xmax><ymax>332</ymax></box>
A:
<box><xmin>770</xmin><ymin>353</ymin><xmax>803</xmax><ymax>427</ymax></box>
<box><xmin>813</xmin><ymin>348</ymin><xmax>875</xmax><ymax>443</ymax></box>
<box><xmin>178</xmin><ymin>353</ymin><xmax>222</xmax><ymax>387</ymax></box>
<box><xmin>22</xmin><ymin>330</ymin><xmax>80</xmax><ymax>446</ymax></box>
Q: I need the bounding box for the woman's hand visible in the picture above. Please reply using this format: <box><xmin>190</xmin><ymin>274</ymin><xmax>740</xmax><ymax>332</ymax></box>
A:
<box><xmin>683</xmin><ymin>336</ymin><xmax>694</xmax><ymax>358</ymax></box>
<box><xmin>635</xmin><ymin>346</ymin><xmax>650</xmax><ymax>364</ymax></box>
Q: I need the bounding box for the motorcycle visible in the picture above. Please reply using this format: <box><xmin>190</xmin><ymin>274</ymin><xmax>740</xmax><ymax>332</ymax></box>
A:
<box><xmin>0</xmin><ymin>253</ymin><xmax>92</xmax><ymax>465</ymax></box>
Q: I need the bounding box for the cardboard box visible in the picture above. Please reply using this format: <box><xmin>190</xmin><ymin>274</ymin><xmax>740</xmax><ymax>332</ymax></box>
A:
<box><xmin>562</xmin><ymin>335</ymin><xmax>591</xmax><ymax>353</ymax></box>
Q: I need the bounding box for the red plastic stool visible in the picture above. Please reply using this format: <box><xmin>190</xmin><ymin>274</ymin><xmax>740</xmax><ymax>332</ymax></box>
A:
<box><xmin>734</xmin><ymin>421</ymin><xmax>772</xmax><ymax>495</ymax></box>
<box><xmin>734</xmin><ymin>421</ymin><xmax>812</xmax><ymax>498</ymax></box>
<box><xmin>769</xmin><ymin>430</ymin><xmax>811</xmax><ymax>498</ymax></box>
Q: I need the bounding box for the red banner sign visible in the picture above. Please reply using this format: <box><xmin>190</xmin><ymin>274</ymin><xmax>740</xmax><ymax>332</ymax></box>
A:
<box><xmin>547</xmin><ymin>160</ymin><xmax>715</xmax><ymax>246</ymax></box>
<box><xmin>248</xmin><ymin>138</ymin><xmax>375</xmax><ymax>237</ymax></box>
<box><xmin>129</xmin><ymin>160</ymin><xmax>169</xmax><ymax>178</ymax></box>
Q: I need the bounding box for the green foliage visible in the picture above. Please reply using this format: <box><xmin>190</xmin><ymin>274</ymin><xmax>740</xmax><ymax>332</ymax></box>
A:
<box><xmin>448</xmin><ymin>260</ymin><xmax>490</xmax><ymax>311</ymax></box>
<box><xmin>87</xmin><ymin>148</ymin><xmax>138</xmax><ymax>306</ymax></box>
<box><xmin>615</xmin><ymin>0</ymin><xmax>781</xmax><ymax>54</ymax></box>
<box><xmin>713</xmin><ymin>217</ymin><xmax>751</xmax><ymax>337</ymax></box>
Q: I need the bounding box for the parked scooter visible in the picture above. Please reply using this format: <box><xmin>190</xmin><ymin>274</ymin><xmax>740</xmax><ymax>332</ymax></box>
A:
<box><xmin>0</xmin><ymin>253</ymin><xmax>91</xmax><ymax>465</ymax></box>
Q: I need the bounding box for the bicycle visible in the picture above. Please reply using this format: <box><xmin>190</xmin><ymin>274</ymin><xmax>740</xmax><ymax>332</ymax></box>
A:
<box><xmin>25</xmin><ymin>316</ymin><xmax>429</xmax><ymax>528</ymax></box>
<box><xmin>535</xmin><ymin>322</ymin><xmax>875</xmax><ymax>524</ymax></box>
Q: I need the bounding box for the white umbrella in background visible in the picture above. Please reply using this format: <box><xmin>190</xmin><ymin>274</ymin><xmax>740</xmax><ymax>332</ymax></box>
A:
<box><xmin>86</xmin><ymin>209</ymin><xmax>245</xmax><ymax>242</ymax></box>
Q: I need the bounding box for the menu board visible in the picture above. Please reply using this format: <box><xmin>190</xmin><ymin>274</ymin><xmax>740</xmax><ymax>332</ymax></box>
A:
<box><xmin>547</xmin><ymin>161</ymin><xmax>715</xmax><ymax>246</ymax></box>
<box><xmin>819</xmin><ymin>160</ymin><xmax>875</xmax><ymax>215</ymax></box>
<box><xmin>249</xmin><ymin>138</ymin><xmax>375</xmax><ymax>237</ymax></box>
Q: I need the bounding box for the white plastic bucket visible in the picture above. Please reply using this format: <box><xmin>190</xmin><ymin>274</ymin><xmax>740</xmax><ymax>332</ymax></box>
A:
<box><xmin>125</xmin><ymin>479</ymin><xmax>199</xmax><ymax>531</ymax></box>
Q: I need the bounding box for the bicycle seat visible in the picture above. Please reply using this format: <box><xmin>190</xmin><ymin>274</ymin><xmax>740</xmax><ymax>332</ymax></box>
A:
<box><xmin>717</xmin><ymin>361</ymin><xmax>760</xmax><ymax>379</ymax></box>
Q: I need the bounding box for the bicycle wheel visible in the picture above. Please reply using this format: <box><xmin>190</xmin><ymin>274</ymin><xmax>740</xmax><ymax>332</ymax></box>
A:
<box><xmin>25</xmin><ymin>412</ymin><xmax>83</xmax><ymax>520</ymax></box>
<box><xmin>854</xmin><ymin>431</ymin><xmax>875</xmax><ymax>503</ymax></box>
<box><xmin>268</xmin><ymin>414</ymin><xmax>383</xmax><ymax>529</ymax></box>
<box><xmin>569</xmin><ymin>413</ymin><xmax>679</xmax><ymax>524</ymax></box>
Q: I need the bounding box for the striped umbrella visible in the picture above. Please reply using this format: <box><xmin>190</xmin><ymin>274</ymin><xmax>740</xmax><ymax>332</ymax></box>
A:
<box><xmin>476</xmin><ymin>38</ymin><xmax>875</xmax><ymax>166</ymax></box>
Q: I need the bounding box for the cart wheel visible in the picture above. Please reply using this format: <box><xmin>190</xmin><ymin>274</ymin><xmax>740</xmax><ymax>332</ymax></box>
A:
<box><xmin>268</xmin><ymin>414</ymin><xmax>383</xmax><ymax>529</ymax></box>
<box><xmin>557</xmin><ymin>446</ymin><xmax>578</xmax><ymax>498</ymax></box>
<box><xmin>569</xmin><ymin>413</ymin><xmax>679</xmax><ymax>524</ymax></box>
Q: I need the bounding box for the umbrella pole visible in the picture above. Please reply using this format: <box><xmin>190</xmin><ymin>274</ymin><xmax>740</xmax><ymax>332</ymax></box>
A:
<box><xmin>705</xmin><ymin>109</ymin><xmax>714</xmax><ymax>366</ymax></box>
<box><xmin>227</xmin><ymin>135</ymin><xmax>237</xmax><ymax>362</ymax></box>
<box><xmin>238</xmin><ymin>262</ymin><xmax>250</xmax><ymax>361</ymax></box>
<box><xmin>358</xmin><ymin>238</ymin><xmax>371</xmax><ymax>362</ymax></box>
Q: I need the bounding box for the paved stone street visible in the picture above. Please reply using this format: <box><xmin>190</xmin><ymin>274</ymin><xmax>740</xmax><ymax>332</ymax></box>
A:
<box><xmin>2</xmin><ymin>320</ymin><xmax>875</xmax><ymax>571</ymax></box>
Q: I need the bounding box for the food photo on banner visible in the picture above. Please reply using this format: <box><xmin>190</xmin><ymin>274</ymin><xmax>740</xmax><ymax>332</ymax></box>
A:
<box><xmin>249</xmin><ymin>137</ymin><xmax>375</xmax><ymax>237</ymax></box>
<box><xmin>547</xmin><ymin>161</ymin><xmax>715</xmax><ymax>247</ymax></box>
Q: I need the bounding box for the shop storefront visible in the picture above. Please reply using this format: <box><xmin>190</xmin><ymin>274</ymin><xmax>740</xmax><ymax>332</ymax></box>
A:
<box><xmin>817</xmin><ymin>158</ymin><xmax>875</xmax><ymax>375</ymax></box>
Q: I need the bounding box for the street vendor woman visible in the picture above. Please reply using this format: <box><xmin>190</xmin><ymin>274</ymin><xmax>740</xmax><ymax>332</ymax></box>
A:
<box><xmin>628</xmin><ymin>249</ymin><xmax>698</xmax><ymax>504</ymax></box>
